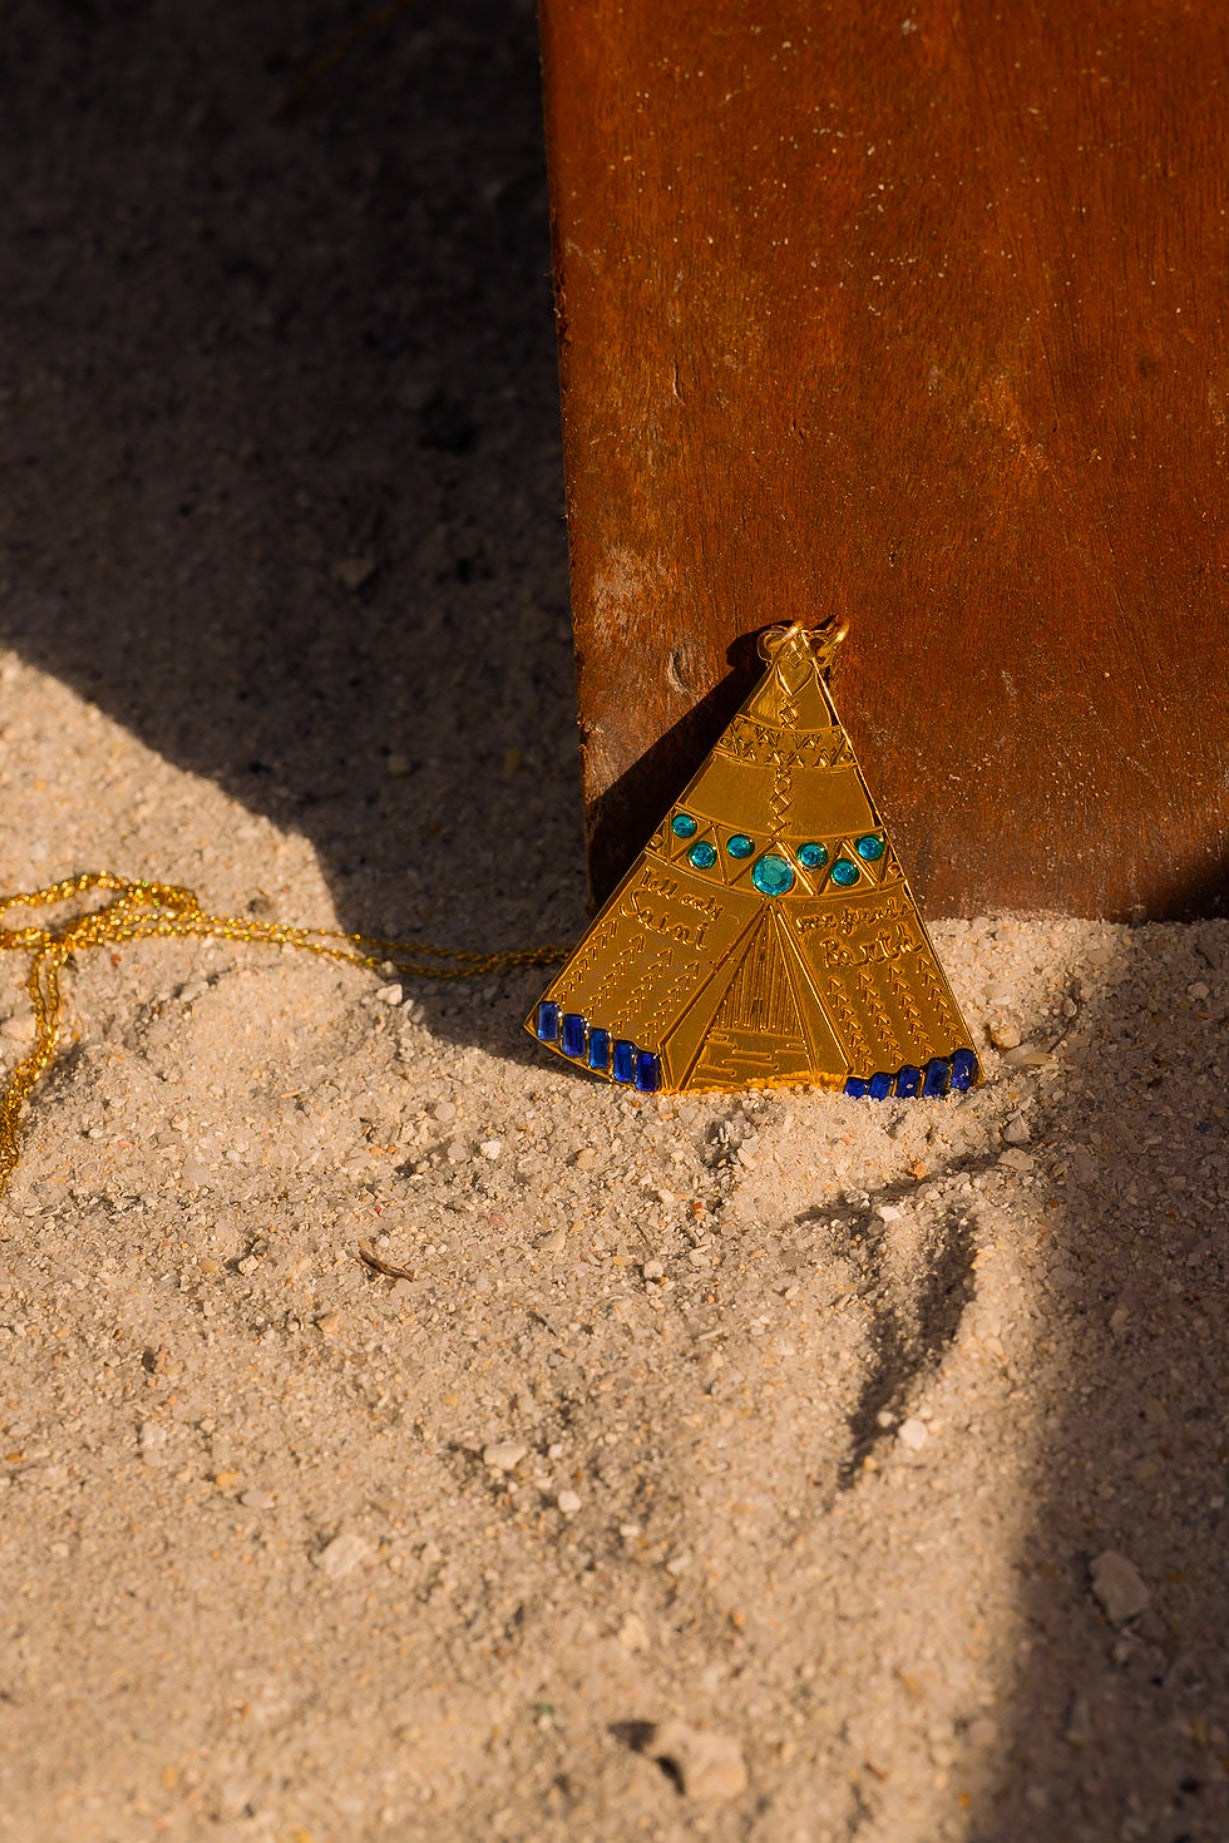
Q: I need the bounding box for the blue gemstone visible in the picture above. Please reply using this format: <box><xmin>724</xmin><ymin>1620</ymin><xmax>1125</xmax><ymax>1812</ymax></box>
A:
<box><xmin>950</xmin><ymin>1048</ymin><xmax>978</xmax><ymax>1091</ymax></box>
<box><xmin>868</xmin><ymin>1071</ymin><xmax>895</xmax><ymax>1100</ymax></box>
<box><xmin>536</xmin><ymin>1001</ymin><xmax>559</xmax><ymax>1042</ymax></box>
<box><xmin>797</xmin><ymin>842</ymin><xmax>828</xmax><ymax>869</ymax></box>
<box><xmin>612</xmin><ymin>1039</ymin><xmax>636</xmax><ymax>1084</ymax></box>
<box><xmin>561</xmin><ymin>1012</ymin><xmax>586</xmax><ymax>1058</ymax></box>
<box><xmin>688</xmin><ymin>840</ymin><xmax>717</xmax><ymax>870</ymax></box>
<box><xmin>751</xmin><ymin>852</ymin><xmax>795</xmax><ymax>897</ymax></box>
<box><xmin>830</xmin><ymin>858</ymin><xmax>859</xmax><ymax>887</ymax></box>
<box><xmin>588</xmin><ymin>1027</ymin><xmax>611</xmax><ymax>1072</ymax></box>
<box><xmin>856</xmin><ymin>833</ymin><xmax>886</xmax><ymax>861</ymax></box>
<box><xmin>635</xmin><ymin>1050</ymin><xmax>661</xmax><ymax>1093</ymax></box>
<box><xmin>896</xmin><ymin>1064</ymin><xmax>922</xmax><ymax>1098</ymax></box>
<box><xmin>671</xmin><ymin>812</ymin><xmax>698</xmax><ymax>839</ymax></box>
<box><xmin>845</xmin><ymin>1075</ymin><xmax>869</xmax><ymax>1098</ymax></box>
<box><xmin>726</xmin><ymin>833</ymin><xmax>754</xmax><ymax>859</ymax></box>
<box><xmin>922</xmin><ymin>1057</ymin><xmax>951</xmax><ymax>1098</ymax></box>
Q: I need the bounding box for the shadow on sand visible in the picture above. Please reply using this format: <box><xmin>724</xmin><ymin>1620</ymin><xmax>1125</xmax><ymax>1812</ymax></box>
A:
<box><xmin>0</xmin><ymin>0</ymin><xmax>583</xmax><ymax>1068</ymax></box>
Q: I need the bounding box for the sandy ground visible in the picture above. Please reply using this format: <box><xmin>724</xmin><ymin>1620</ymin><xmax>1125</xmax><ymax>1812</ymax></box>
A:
<box><xmin>1</xmin><ymin>5</ymin><xmax>1228</xmax><ymax>1842</ymax></box>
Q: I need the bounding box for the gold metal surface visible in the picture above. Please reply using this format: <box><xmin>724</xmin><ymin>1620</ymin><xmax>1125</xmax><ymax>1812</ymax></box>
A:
<box><xmin>526</xmin><ymin>621</ymin><xmax>977</xmax><ymax>1097</ymax></box>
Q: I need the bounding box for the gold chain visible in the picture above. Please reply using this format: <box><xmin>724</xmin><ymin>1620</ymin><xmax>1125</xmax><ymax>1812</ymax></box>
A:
<box><xmin>0</xmin><ymin>871</ymin><xmax>569</xmax><ymax>1200</ymax></box>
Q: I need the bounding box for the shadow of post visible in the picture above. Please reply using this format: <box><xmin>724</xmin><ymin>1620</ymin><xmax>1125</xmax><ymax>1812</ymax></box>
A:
<box><xmin>0</xmin><ymin>0</ymin><xmax>584</xmax><ymax>1061</ymax></box>
<box><xmin>970</xmin><ymin>920</ymin><xmax>1229</xmax><ymax>1841</ymax></box>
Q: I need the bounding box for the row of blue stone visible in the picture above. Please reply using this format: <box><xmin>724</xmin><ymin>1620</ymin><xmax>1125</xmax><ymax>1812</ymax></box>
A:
<box><xmin>536</xmin><ymin>1002</ymin><xmax>661</xmax><ymax>1093</ymax></box>
<box><xmin>670</xmin><ymin>812</ymin><xmax>886</xmax><ymax>899</ymax></box>
<box><xmin>845</xmin><ymin>1048</ymin><xmax>978</xmax><ymax>1100</ymax></box>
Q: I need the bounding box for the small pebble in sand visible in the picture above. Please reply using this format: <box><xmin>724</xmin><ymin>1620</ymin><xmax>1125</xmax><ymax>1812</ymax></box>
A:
<box><xmin>897</xmin><ymin>1417</ymin><xmax>928</xmax><ymax>1451</ymax></box>
<box><xmin>1090</xmin><ymin>1550</ymin><xmax>1150</xmax><ymax>1622</ymax></box>
<box><xmin>557</xmin><ymin>1489</ymin><xmax>582</xmax><ymax>1516</ymax></box>
<box><xmin>240</xmin><ymin>1487</ymin><xmax>276</xmax><ymax>1510</ymax></box>
<box><xmin>1002</xmin><ymin>1115</ymin><xmax>1031</xmax><ymax>1145</ymax></box>
<box><xmin>314</xmin><ymin>1533</ymin><xmax>373</xmax><ymax>1579</ymax></box>
<box><xmin>332</xmin><ymin>555</ymin><xmax>376</xmax><ymax>590</ymax></box>
<box><xmin>433</xmin><ymin>1100</ymin><xmax>458</xmax><ymax>1124</ymax></box>
<box><xmin>1003</xmin><ymin>1045</ymin><xmax>1053</xmax><ymax>1070</ymax></box>
<box><xmin>648</xmin><ymin>1719</ymin><xmax>748</xmax><ymax>1801</ymax></box>
<box><xmin>998</xmin><ymin>1147</ymin><xmax>1035</xmax><ymax>1171</ymax></box>
<box><xmin>618</xmin><ymin>1612</ymin><xmax>650</xmax><ymax>1652</ymax></box>
<box><xmin>483</xmin><ymin>1442</ymin><xmax>527</xmax><ymax>1474</ymax></box>
<box><xmin>642</xmin><ymin>1260</ymin><xmax>665</xmax><ymax>1281</ymax></box>
<box><xmin>988</xmin><ymin>1018</ymin><xmax>1022</xmax><ymax>1050</ymax></box>
<box><xmin>375</xmin><ymin>982</ymin><xmax>402</xmax><ymax>1005</ymax></box>
<box><xmin>479</xmin><ymin>1139</ymin><xmax>503</xmax><ymax>1160</ymax></box>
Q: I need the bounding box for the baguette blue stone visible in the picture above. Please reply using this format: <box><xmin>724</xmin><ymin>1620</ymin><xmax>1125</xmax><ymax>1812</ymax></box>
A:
<box><xmin>868</xmin><ymin>1071</ymin><xmax>895</xmax><ymax>1100</ymax></box>
<box><xmin>896</xmin><ymin>1065</ymin><xmax>922</xmax><ymax>1098</ymax></box>
<box><xmin>634</xmin><ymin>1050</ymin><xmax>661</xmax><ymax>1093</ymax></box>
<box><xmin>561</xmin><ymin>1012</ymin><xmax>586</xmax><ymax>1058</ymax></box>
<box><xmin>845</xmin><ymin>1075</ymin><xmax>869</xmax><ymax>1098</ymax></box>
<box><xmin>950</xmin><ymin>1048</ymin><xmax>978</xmax><ymax>1091</ymax></box>
<box><xmin>536</xmin><ymin>1001</ymin><xmax>559</xmax><ymax>1043</ymax></box>
<box><xmin>587</xmin><ymin>1028</ymin><xmax>610</xmax><ymax>1072</ymax></box>
<box><xmin>922</xmin><ymin>1057</ymin><xmax>951</xmax><ymax>1098</ymax></box>
<box><xmin>612</xmin><ymin>1039</ymin><xmax>636</xmax><ymax>1084</ymax></box>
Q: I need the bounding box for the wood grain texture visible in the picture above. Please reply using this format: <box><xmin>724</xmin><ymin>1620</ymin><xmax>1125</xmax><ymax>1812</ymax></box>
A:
<box><xmin>539</xmin><ymin>0</ymin><xmax>1229</xmax><ymax>917</ymax></box>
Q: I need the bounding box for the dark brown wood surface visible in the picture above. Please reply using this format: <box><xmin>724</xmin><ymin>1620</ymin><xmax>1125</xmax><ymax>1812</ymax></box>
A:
<box><xmin>539</xmin><ymin>0</ymin><xmax>1229</xmax><ymax>918</ymax></box>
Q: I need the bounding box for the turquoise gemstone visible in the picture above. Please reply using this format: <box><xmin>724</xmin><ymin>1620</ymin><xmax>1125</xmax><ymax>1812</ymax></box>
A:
<box><xmin>797</xmin><ymin>842</ymin><xmax>828</xmax><ymax>870</ymax></box>
<box><xmin>751</xmin><ymin>853</ymin><xmax>795</xmax><ymax>897</ymax></box>
<box><xmin>856</xmin><ymin>833</ymin><xmax>885</xmax><ymax>861</ymax></box>
<box><xmin>830</xmin><ymin>857</ymin><xmax>859</xmax><ymax>887</ymax></box>
<box><xmin>671</xmin><ymin>812</ymin><xmax>698</xmax><ymax>839</ymax></box>
<box><xmin>726</xmin><ymin>833</ymin><xmax>754</xmax><ymax>859</ymax></box>
<box><xmin>688</xmin><ymin>840</ymin><xmax>717</xmax><ymax>870</ymax></box>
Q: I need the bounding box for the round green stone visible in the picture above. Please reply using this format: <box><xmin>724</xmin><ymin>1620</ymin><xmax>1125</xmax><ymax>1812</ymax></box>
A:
<box><xmin>726</xmin><ymin>833</ymin><xmax>754</xmax><ymax>859</ymax></box>
<box><xmin>830</xmin><ymin>857</ymin><xmax>860</xmax><ymax>887</ymax></box>
<box><xmin>797</xmin><ymin>842</ymin><xmax>828</xmax><ymax>870</ymax></box>
<box><xmin>688</xmin><ymin>840</ymin><xmax>717</xmax><ymax>870</ymax></box>
<box><xmin>751</xmin><ymin>853</ymin><xmax>795</xmax><ymax>897</ymax></box>
<box><xmin>671</xmin><ymin>812</ymin><xmax>698</xmax><ymax>839</ymax></box>
<box><xmin>855</xmin><ymin>833</ymin><xmax>885</xmax><ymax>861</ymax></box>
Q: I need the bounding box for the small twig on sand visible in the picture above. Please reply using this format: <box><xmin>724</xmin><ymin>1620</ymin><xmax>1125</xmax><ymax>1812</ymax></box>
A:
<box><xmin>357</xmin><ymin>1241</ymin><xmax>416</xmax><ymax>1281</ymax></box>
<box><xmin>272</xmin><ymin>0</ymin><xmax>415</xmax><ymax>120</ymax></box>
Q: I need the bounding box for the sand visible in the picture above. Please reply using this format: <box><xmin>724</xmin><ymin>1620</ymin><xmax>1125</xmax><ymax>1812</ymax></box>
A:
<box><xmin>0</xmin><ymin>4</ymin><xmax>1227</xmax><ymax>1841</ymax></box>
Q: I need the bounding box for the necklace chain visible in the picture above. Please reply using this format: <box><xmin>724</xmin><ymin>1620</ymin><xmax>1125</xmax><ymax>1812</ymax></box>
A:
<box><xmin>0</xmin><ymin>871</ymin><xmax>569</xmax><ymax>1200</ymax></box>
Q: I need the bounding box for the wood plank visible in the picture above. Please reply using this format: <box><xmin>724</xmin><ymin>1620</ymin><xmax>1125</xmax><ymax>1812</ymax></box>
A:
<box><xmin>539</xmin><ymin>0</ymin><xmax>1229</xmax><ymax>917</ymax></box>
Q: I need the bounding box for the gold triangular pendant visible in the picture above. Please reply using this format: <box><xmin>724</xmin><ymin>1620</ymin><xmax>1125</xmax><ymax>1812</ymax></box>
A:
<box><xmin>527</xmin><ymin>622</ymin><xmax>978</xmax><ymax>1099</ymax></box>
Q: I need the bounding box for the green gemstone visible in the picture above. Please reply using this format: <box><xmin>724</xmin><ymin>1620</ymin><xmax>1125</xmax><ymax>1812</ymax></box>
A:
<box><xmin>726</xmin><ymin>833</ymin><xmax>754</xmax><ymax>859</ymax></box>
<box><xmin>671</xmin><ymin>812</ymin><xmax>698</xmax><ymax>839</ymax></box>
<box><xmin>855</xmin><ymin>833</ymin><xmax>885</xmax><ymax>861</ymax></box>
<box><xmin>751</xmin><ymin>853</ymin><xmax>795</xmax><ymax>897</ymax></box>
<box><xmin>830</xmin><ymin>857</ymin><xmax>860</xmax><ymax>887</ymax></box>
<box><xmin>797</xmin><ymin>842</ymin><xmax>828</xmax><ymax>870</ymax></box>
<box><xmin>688</xmin><ymin>840</ymin><xmax>717</xmax><ymax>870</ymax></box>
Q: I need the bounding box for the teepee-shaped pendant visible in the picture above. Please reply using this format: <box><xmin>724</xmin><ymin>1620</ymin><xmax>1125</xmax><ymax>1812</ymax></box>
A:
<box><xmin>527</xmin><ymin>622</ymin><xmax>978</xmax><ymax>1098</ymax></box>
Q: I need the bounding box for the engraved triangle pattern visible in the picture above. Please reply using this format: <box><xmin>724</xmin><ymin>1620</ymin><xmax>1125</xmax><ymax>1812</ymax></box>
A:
<box><xmin>527</xmin><ymin>623</ymin><xmax>978</xmax><ymax>1099</ymax></box>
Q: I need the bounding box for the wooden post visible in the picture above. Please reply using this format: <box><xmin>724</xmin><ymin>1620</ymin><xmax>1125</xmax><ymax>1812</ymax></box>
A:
<box><xmin>539</xmin><ymin>0</ymin><xmax>1229</xmax><ymax>918</ymax></box>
